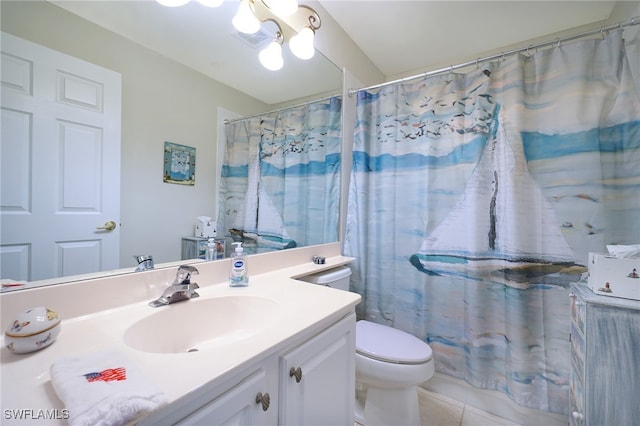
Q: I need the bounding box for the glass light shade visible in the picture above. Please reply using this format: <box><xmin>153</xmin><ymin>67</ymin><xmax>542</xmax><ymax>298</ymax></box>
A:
<box><xmin>289</xmin><ymin>26</ymin><xmax>315</xmax><ymax>60</ymax></box>
<box><xmin>156</xmin><ymin>0</ymin><xmax>190</xmax><ymax>6</ymax></box>
<box><xmin>263</xmin><ymin>0</ymin><xmax>298</xmax><ymax>17</ymax></box>
<box><xmin>259</xmin><ymin>41</ymin><xmax>284</xmax><ymax>71</ymax></box>
<box><xmin>232</xmin><ymin>0</ymin><xmax>261</xmax><ymax>34</ymax></box>
<box><xmin>197</xmin><ymin>0</ymin><xmax>223</xmax><ymax>6</ymax></box>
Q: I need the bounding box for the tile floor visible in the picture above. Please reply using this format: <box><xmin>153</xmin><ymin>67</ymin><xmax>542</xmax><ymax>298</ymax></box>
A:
<box><xmin>417</xmin><ymin>387</ymin><xmax>521</xmax><ymax>426</ymax></box>
<box><xmin>356</xmin><ymin>387</ymin><xmax>522</xmax><ymax>426</ymax></box>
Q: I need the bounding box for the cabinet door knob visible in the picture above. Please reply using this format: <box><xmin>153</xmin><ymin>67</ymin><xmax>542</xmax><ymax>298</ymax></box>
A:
<box><xmin>289</xmin><ymin>366</ymin><xmax>303</xmax><ymax>383</ymax></box>
<box><xmin>255</xmin><ymin>392</ymin><xmax>270</xmax><ymax>411</ymax></box>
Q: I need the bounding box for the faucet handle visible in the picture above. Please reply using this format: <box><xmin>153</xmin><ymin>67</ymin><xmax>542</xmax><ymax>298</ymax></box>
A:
<box><xmin>174</xmin><ymin>265</ymin><xmax>199</xmax><ymax>285</ymax></box>
<box><xmin>134</xmin><ymin>254</ymin><xmax>153</xmax><ymax>263</ymax></box>
<box><xmin>133</xmin><ymin>255</ymin><xmax>154</xmax><ymax>272</ymax></box>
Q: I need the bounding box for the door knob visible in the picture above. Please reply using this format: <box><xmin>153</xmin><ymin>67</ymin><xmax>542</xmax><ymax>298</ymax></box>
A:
<box><xmin>97</xmin><ymin>220</ymin><xmax>117</xmax><ymax>231</ymax></box>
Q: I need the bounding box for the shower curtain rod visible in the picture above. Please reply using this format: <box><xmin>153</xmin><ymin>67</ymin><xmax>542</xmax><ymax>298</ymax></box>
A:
<box><xmin>349</xmin><ymin>16</ymin><xmax>639</xmax><ymax>96</ymax></box>
<box><xmin>224</xmin><ymin>93</ymin><xmax>341</xmax><ymax>124</ymax></box>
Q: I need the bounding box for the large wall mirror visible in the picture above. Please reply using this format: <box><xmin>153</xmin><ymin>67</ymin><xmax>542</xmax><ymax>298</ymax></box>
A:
<box><xmin>0</xmin><ymin>0</ymin><xmax>343</xmax><ymax>290</ymax></box>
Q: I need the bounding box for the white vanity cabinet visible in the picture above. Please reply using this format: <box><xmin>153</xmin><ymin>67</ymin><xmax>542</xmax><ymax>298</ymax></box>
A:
<box><xmin>569</xmin><ymin>283</ymin><xmax>640</xmax><ymax>426</ymax></box>
<box><xmin>176</xmin><ymin>362</ymin><xmax>279</xmax><ymax>425</ymax></box>
<box><xmin>140</xmin><ymin>312</ymin><xmax>356</xmax><ymax>425</ymax></box>
<box><xmin>279</xmin><ymin>312</ymin><xmax>356</xmax><ymax>425</ymax></box>
<box><xmin>139</xmin><ymin>357</ymin><xmax>279</xmax><ymax>426</ymax></box>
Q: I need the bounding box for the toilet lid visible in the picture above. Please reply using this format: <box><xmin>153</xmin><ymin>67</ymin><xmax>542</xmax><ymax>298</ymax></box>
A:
<box><xmin>356</xmin><ymin>320</ymin><xmax>432</xmax><ymax>364</ymax></box>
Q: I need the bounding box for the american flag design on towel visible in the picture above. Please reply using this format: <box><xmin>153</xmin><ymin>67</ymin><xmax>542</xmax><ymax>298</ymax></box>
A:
<box><xmin>83</xmin><ymin>367</ymin><xmax>127</xmax><ymax>383</ymax></box>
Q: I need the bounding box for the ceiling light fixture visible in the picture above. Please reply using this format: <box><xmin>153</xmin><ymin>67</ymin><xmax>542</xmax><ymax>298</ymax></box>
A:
<box><xmin>156</xmin><ymin>0</ymin><xmax>321</xmax><ymax>70</ymax></box>
<box><xmin>262</xmin><ymin>0</ymin><xmax>298</xmax><ymax>17</ymax></box>
<box><xmin>259</xmin><ymin>29</ymin><xmax>285</xmax><ymax>71</ymax></box>
<box><xmin>288</xmin><ymin>24</ymin><xmax>315</xmax><ymax>60</ymax></box>
<box><xmin>232</xmin><ymin>0</ymin><xmax>262</xmax><ymax>34</ymax></box>
<box><xmin>234</xmin><ymin>1</ymin><xmax>321</xmax><ymax>69</ymax></box>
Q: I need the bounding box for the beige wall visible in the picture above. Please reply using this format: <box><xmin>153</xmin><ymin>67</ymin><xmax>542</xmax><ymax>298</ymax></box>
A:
<box><xmin>1</xmin><ymin>1</ymin><xmax>270</xmax><ymax>268</ymax></box>
<box><xmin>308</xmin><ymin>1</ymin><xmax>385</xmax><ymax>87</ymax></box>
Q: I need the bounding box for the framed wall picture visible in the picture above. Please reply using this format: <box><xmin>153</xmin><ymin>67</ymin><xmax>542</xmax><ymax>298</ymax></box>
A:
<box><xmin>163</xmin><ymin>141</ymin><xmax>195</xmax><ymax>185</ymax></box>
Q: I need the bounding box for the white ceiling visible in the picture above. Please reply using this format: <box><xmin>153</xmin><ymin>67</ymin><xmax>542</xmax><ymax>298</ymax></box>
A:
<box><xmin>319</xmin><ymin>0</ymin><xmax>618</xmax><ymax>79</ymax></box>
<box><xmin>51</xmin><ymin>1</ymin><xmax>621</xmax><ymax>104</ymax></box>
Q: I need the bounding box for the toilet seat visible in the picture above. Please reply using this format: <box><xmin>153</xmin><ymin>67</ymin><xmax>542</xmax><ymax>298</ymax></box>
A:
<box><xmin>356</xmin><ymin>320</ymin><xmax>432</xmax><ymax>365</ymax></box>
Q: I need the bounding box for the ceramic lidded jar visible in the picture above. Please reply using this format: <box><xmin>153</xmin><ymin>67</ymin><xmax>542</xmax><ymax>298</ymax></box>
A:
<box><xmin>4</xmin><ymin>307</ymin><xmax>61</xmax><ymax>354</ymax></box>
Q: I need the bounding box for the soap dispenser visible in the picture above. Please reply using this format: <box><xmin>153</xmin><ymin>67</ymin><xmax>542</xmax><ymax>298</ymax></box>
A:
<box><xmin>205</xmin><ymin>238</ymin><xmax>216</xmax><ymax>261</ymax></box>
<box><xmin>229</xmin><ymin>242</ymin><xmax>249</xmax><ymax>287</ymax></box>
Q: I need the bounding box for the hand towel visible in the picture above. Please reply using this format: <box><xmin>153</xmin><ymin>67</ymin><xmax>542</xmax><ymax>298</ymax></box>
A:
<box><xmin>50</xmin><ymin>349</ymin><xmax>168</xmax><ymax>426</ymax></box>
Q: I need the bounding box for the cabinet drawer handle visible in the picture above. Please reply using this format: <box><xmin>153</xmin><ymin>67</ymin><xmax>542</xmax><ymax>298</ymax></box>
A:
<box><xmin>289</xmin><ymin>367</ymin><xmax>303</xmax><ymax>383</ymax></box>
<box><xmin>255</xmin><ymin>392</ymin><xmax>270</xmax><ymax>411</ymax></box>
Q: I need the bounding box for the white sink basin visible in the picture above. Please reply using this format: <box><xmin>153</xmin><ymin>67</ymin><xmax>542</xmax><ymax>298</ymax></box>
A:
<box><xmin>124</xmin><ymin>296</ymin><xmax>280</xmax><ymax>354</ymax></box>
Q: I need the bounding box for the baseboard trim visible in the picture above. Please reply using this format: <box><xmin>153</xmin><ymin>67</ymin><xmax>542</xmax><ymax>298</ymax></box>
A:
<box><xmin>421</xmin><ymin>373</ymin><xmax>567</xmax><ymax>426</ymax></box>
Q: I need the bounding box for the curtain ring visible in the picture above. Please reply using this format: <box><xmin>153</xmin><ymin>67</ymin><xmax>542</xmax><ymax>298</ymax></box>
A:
<box><xmin>475</xmin><ymin>58</ymin><xmax>480</xmax><ymax>68</ymax></box>
<box><xmin>449</xmin><ymin>65</ymin><xmax>453</xmax><ymax>74</ymax></box>
<box><xmin>501</xmin><ymin>52</ymin><xmax>505</xmax><ymax>61</ymax></box>
<box><xmin>556</xmin><ymin>38</ymin><xmax>561</xmax><ymax>48</ymax></box>
<box><xmin>601</xmin><ymin>29</ymin><xmax>607</xmax><ymax>40</ymax></box>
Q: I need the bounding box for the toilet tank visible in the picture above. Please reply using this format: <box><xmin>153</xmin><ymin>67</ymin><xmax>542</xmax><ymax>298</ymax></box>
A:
<box><xmin>296</xmin><ymin>266</ymin><xmax>352</xmax><ymax>291</ymax></box>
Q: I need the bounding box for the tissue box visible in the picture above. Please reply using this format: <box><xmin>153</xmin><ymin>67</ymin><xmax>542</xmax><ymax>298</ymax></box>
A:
<box><xmin>588</xmin><ymin>253</ymin><xmax>640</xmax><ymax>301</ymax></box>
<box><xmin>195</xmin><ymin>223</ymin><xmax>216</xmax><ymax>238</ymax></box>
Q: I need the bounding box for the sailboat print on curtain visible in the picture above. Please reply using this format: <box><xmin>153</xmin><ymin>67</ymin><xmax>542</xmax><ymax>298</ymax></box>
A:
<box><xmin>231</xmin><ymin>151</ymin><xmax>297</xmax><ymax>250</ymax></box>
<box><xmin>410</xmin><ymin>105</ymin><xmax>584</xmax><ymax>288</ymax></box>
<box><xmin>346</xmin><ymin>31</ymin><xmax>640</xmax><ymax>416</ymax></box>
<box><xmin>220</xmin><ymin>96</ymin><xmax>342</xmax><ymax>252</ymax></box>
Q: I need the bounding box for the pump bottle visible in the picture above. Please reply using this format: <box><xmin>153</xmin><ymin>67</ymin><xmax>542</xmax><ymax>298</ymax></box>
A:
<box><xmin>229</xmin><ymin>242</ymin><xmax>249</xmax><ymax>287</ymax></box>
<box><xmin>205</xmin><ymin>238</ymin><xmax>216</xmax><ymax>261</ymax></box>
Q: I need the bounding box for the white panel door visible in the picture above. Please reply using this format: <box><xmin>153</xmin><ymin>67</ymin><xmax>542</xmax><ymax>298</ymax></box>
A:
<box><xmin>1</xmin><ymin>32</ymin><xmax>121</xmax><ymax>282</ymax></box>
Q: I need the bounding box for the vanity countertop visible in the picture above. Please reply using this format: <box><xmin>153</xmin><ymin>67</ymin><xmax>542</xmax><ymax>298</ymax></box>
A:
<box><xmin>0</xmin><ymin>249</ymin><xmax>359</xmax><ymax>425</ymax></box>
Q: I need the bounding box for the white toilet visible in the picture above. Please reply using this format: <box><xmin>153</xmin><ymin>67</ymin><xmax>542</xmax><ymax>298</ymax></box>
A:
<box><xmin>297</xmin><ymin>266</ymin><xmax>435</xmax><ymax>426</ymax></box>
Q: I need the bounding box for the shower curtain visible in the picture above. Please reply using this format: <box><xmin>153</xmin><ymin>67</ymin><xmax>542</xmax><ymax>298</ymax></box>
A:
<box><xmin>344</xmin><ymin>30</ymin><xmax>640</xmax><ymax>414</ymax></box>
<box><xmin>219</xmin><ymin>96</ymin><xmax>342</xmax><ymax>252</ymax></box>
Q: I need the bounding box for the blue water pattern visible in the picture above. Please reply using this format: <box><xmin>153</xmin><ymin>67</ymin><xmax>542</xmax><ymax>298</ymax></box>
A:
<box><xmin>222</xmin><ymin>153</ymin><xmax>341</xmax><ymax>178</ymax></box>
<box><xmin>352</xmin><ymin>121</ymin><xmax>640</xmax><ymax>173</ymax></box>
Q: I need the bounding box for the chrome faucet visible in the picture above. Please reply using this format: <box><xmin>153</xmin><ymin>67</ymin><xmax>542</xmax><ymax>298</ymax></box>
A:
<box><xmin>149</xmin><ymin>265</ymin><xmax>200</xmax><ymax>307</ymax></box>
<box><xmin>134</xmin><ymin>255</ymin><xmax>154</xmax><ymax>272</ymax></box>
